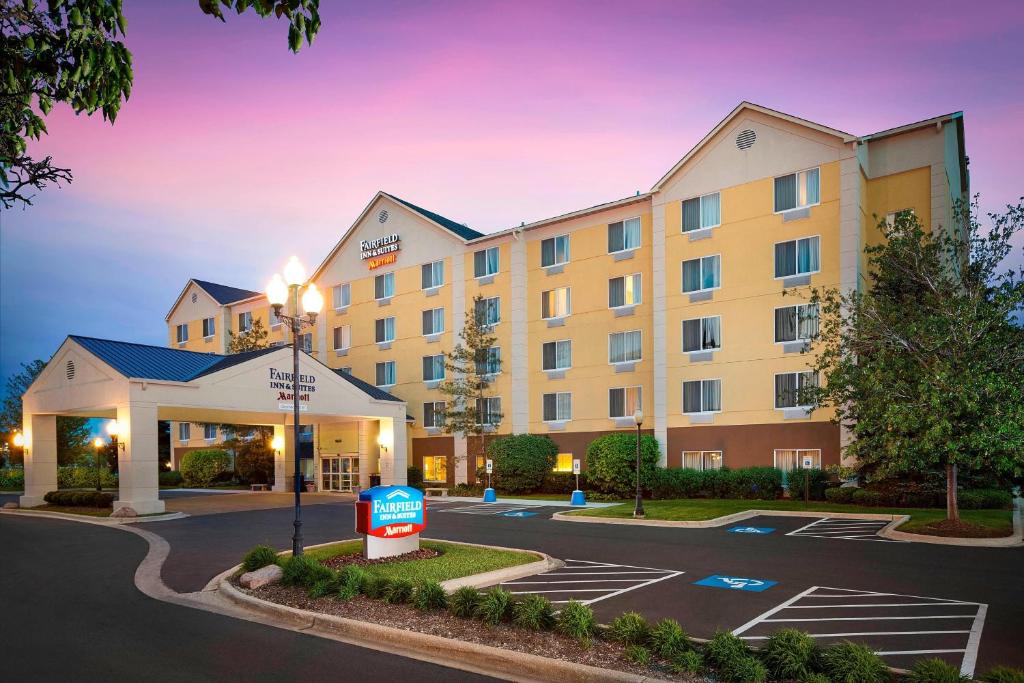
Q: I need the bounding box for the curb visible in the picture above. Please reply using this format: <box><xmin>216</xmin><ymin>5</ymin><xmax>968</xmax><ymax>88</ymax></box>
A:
<box><xmin>880</xmin><ymin>497</ymin><xmax>1023</xmax><ymax>547</ymax></box>
<box><xmin>0</xmin><ymin>508</ymin><xmax>188</xmax><ymax>524</ymax></box>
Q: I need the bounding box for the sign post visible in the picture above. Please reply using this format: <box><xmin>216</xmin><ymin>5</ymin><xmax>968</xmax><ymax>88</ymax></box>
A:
<box><xmin>355</xmin><ymin>485</ymin><xmax>426</xmax><ymax>559</ymax></box>
<box><xmin>483</xmin><ymin>458</ymin><xmax>497</xmax><ymax>503</ymax></box>
<box><xmin>570</xmin><ymin>458</ymin><xmax>586</xmax><ymax>506</ymax></box>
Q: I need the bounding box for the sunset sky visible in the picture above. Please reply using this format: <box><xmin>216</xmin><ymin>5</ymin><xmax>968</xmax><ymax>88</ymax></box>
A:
<box><xmin>2</xmin><ymin>0</ymin><xmax>1022</xmax><ymax>381</ymax></box>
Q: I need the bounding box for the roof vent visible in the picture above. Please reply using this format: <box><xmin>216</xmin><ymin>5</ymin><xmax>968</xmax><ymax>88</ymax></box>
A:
<box><xmin>191</xmin><ymin>293</ymin><xmax>198</xmax><ymax>303</ymax></box>
<box><xmin>378</xmin><ymin>209</ymin><xmax>389</xmax><ymax>223</ymax></box>
<box><xmin>66</xmin><ymin>360</ymin><xmax>76</xmax><ymax>381</ymax></box>
<box><xmin>736</xmin><ymin>129</ymin><xmax>756</xmax><ymax>150</ymax></box>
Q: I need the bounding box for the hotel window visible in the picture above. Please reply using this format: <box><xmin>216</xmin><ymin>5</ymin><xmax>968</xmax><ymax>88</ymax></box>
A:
<box><xmin>608</xmin><ymin>330</ymin><xmax>642</xmax><ymax>364</ymax></box>
<box><xmin>374</xmin><ymin>272</ymin><xmax>395</xmax><ymax>300</ymax></box>
<box><xmin>683</xmin><ymin>379</ymin><xmax>721</xmax><ymax>414</ymax></box>
<box><xmin>774</xmin><ymin>449</ymin><xmax>821</xmax><ymax>471</ymax></box>
<box><xmin>682</xmin><ymin>255</ymin><xmax>720</xmax><ymax>293</ymax></box>
<box><xmin>682</xmin><ymin>192</ymin><xmax>721</xmax><ymax>232</ymax></box>
<box><xmin>542</xmin><ymin>340</ymin><xmax>571</xmax><ymax>371</ymax></box>
<box><xmin>202</xmin><ymin>317</ymin><xmax>216</xmax><ymax>338</ymax></box>
<box><xmin>474</xmin><ymin>247</ymin><xmax>499</xmax><ymax>277</ymax></box>
<box><xmin>422</xmin><ymin>307</ymin><xmax>444</xmax><ymax>336</ymax></box>
<box><xmin>775</xmin><ymin>236</ymin><xmax>820</xmax><ymax>278</ymax></box>
<box><xmin>682</xmin><ymin>316</ymin><xmax>721</xmax><ymax>353</ymax></box>
<box><xmin>682</xmin><ymin>451</ymin><xmax>723</xmax><ymax>471</ymax></box>
<box><xmin>298</xmin><ymin>333</ymin><xmax>313</xmax><ymax>353</ymax></box>
<box><xmin>269</xmin><ymin>306</ymin><xmax>282</xmax><ymax>327</ymax></box>
<box><xmin>176</xmin><ymin>323</ymin><xmax>189</xmax><ymax>343</ymax></box>
<box><xmin>375</xmin><ymin>317</ymin><xmax>395</xmax><ymax>343</ymax></box>
<box><xmin>332</xmin><ymin>283</ymin><xmax>351</xmax><ymax>309</ymax></box>
<box><xmin>203</xmin><ymin>424</ymin><xmax>217</xmax><ymax>441</ymax></box>
<box><xmin>333</xmin><ymin>325</ymin><xmax>351</xmax><ymax>351</ymax></box>
<box><xmin>608</xmin><ymin>217</ymin><xmax>641</xmax><ymax>253</ymax></box>
<box><xmin>475</xmin><ymin>346</ymin><xmax>501</xmax><ymax>376</ymax></box>
<box><xmin>774</xmin><ymin>304</ymin><xmax>818</xmax><ymax>343</ymax></box>
<box><xmin>475</xmin><ymin>296</ymin><xmax>501</xmax><ymax>326</ymax></box>
<box><xmin>422</xmin><ymin>455</ymin><xmax>447</xmax><ymax>483</ymax></box>
<box><xmin>422</xmin><ymin>354</ymin><xmax>446</xmax><ymax>382</ymax></box>
<box><xmin>774</xmin><ymin>167</ymin><xmax>820</xmax><ymax>212</ymax></box>
<box><xmin>476</xmin><ymin>397</ymin><xmax>502</xmax><ymax>425</ymax></box>
<box><xmin>237</xmin><ymin>311</ymin><xmax>252</xmax><ymax>333</ymax></box>
<box><xmin>775</xmin><ymin>371</ymin><xmax>817</xmax><ymax>409</ymax></box>
<box><xmin>609</xmin><ymin>386</ymin><xmax>642</xmax><ymax>418</ymax></box>
<box><xmin>421</xmin><ymin>260</ymin><xmax>444</xmax><ymax>289</ymax></box>
<box><xmin>608</xmin><ymin>273</ymin><xmax>642</xmax><ymax>308</ymax></box>
<box><xmin>178</xmin><ymin>423</ymin><xmax>190</xmax><ymax>441</ymax></box>
<box><xmin>541</xmin><ymin>287</ymin><xmax>571</xmax><ymax>319</ymax></box>
<box><xmin>542</xmin><ymin>392</ymin><xmax>572</xmax><ymax>422</ymax></box>
<box><xmin>553</xmin><ymin>453</ymin><xmax>574</xmax><ymax>472</ymax></box>
<box><xmin>375</xmin><ymin>360</ymin><xmax>396</xmax><ymax>387</ymax></box>
<box><xmin>423</xmin><ymin>401</ymin><xmax>446</xmax><ymax>429</ymax></box>
<box><xmin>339</xmin><ymin>366</ymin><xmax>352</xmax><ymax>374</ymax></box>
<box><xmin>541</xmin><ymin>234</ymin><xmax>570</xmax><ymax>267</ymax></box>
<box><xmin>885</xmin><ymin>208</ymin><xmax>915</xmax><ymax>227</ymax></box>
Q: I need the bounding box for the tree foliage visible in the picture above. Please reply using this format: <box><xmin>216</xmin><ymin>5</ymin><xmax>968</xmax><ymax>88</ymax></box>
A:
<box><xmin>805</xmin><ymin>201</ymin><xmax>1024</xmax><ymax>520</ymax></box>
<box><xmin>485</xmin><ymin>433</ymin><xmax>557</xmax><ymax>493</ymax></box>
<box><xmin>1</xmin><ymin>359</ymin><xmax>91</xmax><ymax>465</ymax></box>
<box><xmin>227</xmin><ymin>317</ymin><xmax>271</xmax><ymax>353</ymax></box>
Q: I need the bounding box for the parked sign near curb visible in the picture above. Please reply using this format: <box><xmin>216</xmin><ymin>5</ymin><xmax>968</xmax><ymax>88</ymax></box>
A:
<box><xmin>694</xmin><ymin>575</ymin><xmax>777</xmax><ymax>592</ymax></box>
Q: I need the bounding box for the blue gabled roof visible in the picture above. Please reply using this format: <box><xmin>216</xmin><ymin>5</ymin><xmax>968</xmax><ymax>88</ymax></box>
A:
<box><xmin>382</xmin><ymin>192</ymin><xmax>484</xmax><ymax>241</ymax></box>
<box><xmin>188</xmin><ymin>346</ymin><xmax>282</xmax><ymax>380</ymax></box>
<box><xmin>70</xmin><ymin>336</ymin><xmax>223</xmax><ymax>382</ymax></box>
<box><xmin>192</xmin><ymin>279</ymin><xmax>262</xmax><ymax>305</ymax></box>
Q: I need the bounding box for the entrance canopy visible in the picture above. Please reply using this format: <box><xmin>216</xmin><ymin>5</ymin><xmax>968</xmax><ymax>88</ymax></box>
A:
<box><xmin>19</xmin><ymin>336</ymin><xmax>408</xmax><ymax>513</ymax></box>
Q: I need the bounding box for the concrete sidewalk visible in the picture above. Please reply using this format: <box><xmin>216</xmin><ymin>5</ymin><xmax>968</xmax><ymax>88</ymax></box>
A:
<box><xmin>162</xmin><ymin>491</ymin><xmax>354</xmax><ymax>516</ymax></box>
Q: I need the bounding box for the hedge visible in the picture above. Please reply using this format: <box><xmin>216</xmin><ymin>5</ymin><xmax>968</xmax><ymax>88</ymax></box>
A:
<box><xmin>786</xmin><ymin>468</ymin><xmax>830</xmax><ymax>501</ymax></box>
<box><xmin>58</xmin><ymin>465</ymin><xmax>117</xmax><ymax>489</ymax></box>
<box><xmin>650</xmin><ymin>467</ymin><xmax>783</xmax><ymax>501</ymax></box>
<box><xmin>0</xmin><ymin>467</ymin><xmax>25</xmax><ymax>491</ymax></box>
<box><xmin>43</xmin><ymin>490</ymin><xmax>115</xmax><ymax>507</ymax></box>
<box><xmin>586</xmin><ymin>433</ymin><xmax>660</xmax><ymax>497</ymax></box>
<box><xmin>159</xmin><ymin>470</ymin><xmax>183</xmax><ymax>487</ymax></box>
<box><xmin>486</xmin><ymin>434</ymin><xmax>558</xmax><ymax>493</ymax></box>
<box><xmin>235</xmin><ymin>442</ymin><xmax>274</xmax><ymax>485</ymax></box>
<box><xmin>180</xmin><ymin>449</ymin><xmax>232</xmax><ymax>488</ymax></box>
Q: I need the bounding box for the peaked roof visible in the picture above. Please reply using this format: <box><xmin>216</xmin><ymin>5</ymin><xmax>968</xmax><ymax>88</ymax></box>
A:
<box><xmin>191</xmin><ymin>279</ymin><xmax>263</xmax><ymax>305</ymax></box>
<box><xmin>333</xmin><ymin>368</ymin><xmax>402</xmax><ymax>402</ymax></box>
<box><xmin>380</xmin><ymin>192</ymin><xmax>484</xmax><ymax>241</ymax></box>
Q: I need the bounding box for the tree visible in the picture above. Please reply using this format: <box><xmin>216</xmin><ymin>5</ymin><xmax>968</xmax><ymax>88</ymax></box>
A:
<box><xmin>805</xmin><ymin>201</ymin><xmax>1024</xmax><ymax>522</ymax></box>
<box><xmin>439</xmin><ymin>294</ymin><xmax>503</xmax><ymax>473</ymax></box>
<box><xmin>1</xmin><ymin>359</ymin><xmax>92</xmax><ymax>465</ymax></box>
<box><xmin>1</xmin><ymin>0</ymin><xmax>320</xmax><ymax>209</ymax></box>
<box><xmin>227</xmin><ymin>317</ymin><xmax>271</xmax><ymax>353</ymax></box>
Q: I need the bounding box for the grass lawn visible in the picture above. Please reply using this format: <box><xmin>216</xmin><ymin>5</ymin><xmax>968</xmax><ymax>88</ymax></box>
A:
<box><xmin>567</xmin><ymin>498</ymin><xmax>1013</xmax><ymax>535</ymax></box>
<box><xmin>304</xmin><ymin>540</ymin><xmax>536</xmax><ymax>583</ymax></box>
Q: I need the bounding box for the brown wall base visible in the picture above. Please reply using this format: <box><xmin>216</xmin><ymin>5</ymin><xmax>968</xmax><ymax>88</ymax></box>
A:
<box><xmin>666</xmin><ymin>422</ymin><xmax>841</xmax><ymax>469</ymax></box>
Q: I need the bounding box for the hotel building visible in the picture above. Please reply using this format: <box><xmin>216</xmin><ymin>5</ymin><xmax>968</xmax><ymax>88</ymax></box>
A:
<box><xmin>163</xmin><ymin>102</ymin><xmax>969</xmax><ymax>492</ymax></box>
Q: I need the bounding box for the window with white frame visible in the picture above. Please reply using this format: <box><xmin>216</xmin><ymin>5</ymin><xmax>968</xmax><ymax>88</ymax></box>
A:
<box><xmin>374</xmin><ymin>272</ymin><xmax>395</xmax><ymax>300</ymax></box>
<box><xmin>774</xmin><ymin>168</ymin><xmax>820</xmax><ymax>212</ymax></box>
<box><xmin>375</xmin><ymin>360</ymin><xmax>396</xmax><ymax>387</ymax></box>
<box><xmin>333</xmin><ymin>283</ymin><xmax>351</xmax><ymax>309</ymax></box>
<box><xmin>609</xmin><ymin>330</ymin><xmax>642</xmax><ymax>364</ymax></box>
<box><xmin>422</xmin><ymin>354</ymin><xmax>445</xmax><ymax>382</ymax></box>
<box><xmin>375</xmin><ymin>317</ymin><xmax>395</xmax><ymax>343</ymax></box>
<box><xmin>682</xmin><ymin>316</ymin><xmax>721</xmax><ymax>352</ymax></box>
<box><xmin>609</xmin><ymin>386</ymin><xmax>642</xmax><ymax>418</ymax></box>
<box><xmin>542</xmin><ymin>392</ymin><xmax>572</xmax><ymax>422</ymax></box>
<box><xmin>475</xmin><ymin>296</ymin><xmax>501</xmax><ymax>326</ymax></box>
<box><xmin>775</xmin><ymin>236</ymin><xmax>820</xmax><ymax>278</ymax></box>
<box><xmin>682</xmin><ymin>450</ymin><xmax>723</xmax><ymax>470</ymax></box>
<box><xmin>683</xmin><ymin>379</ymin><xmax>721</xmax><ymax>414</ymax></box>
<box><xmin>422</xmin><ymin>307</ymin><xmax>444</xmax><ymax>336</ymax></box>
<box><xmin>474</xmin><ymin>247</ymin><xmax>499</xmax><ymax>277</ymax></box>
<box><xmin>885</xmin><ymin>208</ymin><xmax>915</xmax><ymax>227</ymax></box>
<box><xmin>422</xmin><ymin>455</ymin><xmax>447</xmax><ymax>482</ymax></box>
<box><xmin>176</xmin><ymin>323</ymin><xmax>189</xmax><ymax>343</ymax></box>
<box><xmin>774</xmin><ymin>449</ymin><xmax>821</xmax><ymax>471</ymax></box>
<box><xmin>178</xmin><ymin>423</ymin><xmax>190</xmax><ymax>441</ymax></box>
<box><xmin>682</xmin><ymin>255</ymin><xmax>720</xmax><ymax>293</ymax></box>
<box><xmin>475</xmin><ymin>346</ymin><xmax>501</xmax><ymax>376</ymax></box>
<box><xmin>607</xmin><ymin>217</ymin><xmax>641</xmax><ymax>253</ymax></box>
<box><xmin>421</xmin><ymin>260</ymin><xmax>444</xmax><ymax>289</ymax></box>
<box><xmin>237</xmin><ymin>311</ymin><xmax>252</xmax><ymax>333</ymax></box>
<box><xmin>774</xmin><ymin>304</ymin><xmax>818</xmax><ymax>343</ymax></box>
<box><xmin>423</xmin><ymin>401</ymin><xmax>446</xmax><ymax>429</ymax></box>
<box><xmin>541</xmin><ymin>287</ymin><xmax>571</xmax><ymax>319</ymax></box>
<box><xmin>541</xmin><ymin>235</ymin><xmax>570</xmax><ymax>267</ymax></box>
<box><xmin>775</xmin><ymin>371</ymin><xmax>817</xmax><ymax>409</ymax></box>
<box><xmin>203</xmin><ymin>424</ymin><xmax>217</xmax><ymax>441</ymax></box>
<box><xmin>476</xmin><ymin>397</ymin><xmax>502</xmax><ymax>425</ymax></box>
<box><xmin>682</xmin><ymin>192</ymin><xmax>721</xmax><ymax>232</ymax></box>
<box><xmin>202</xmin><ymin>317</ymin><xmax>216</xmax><ymax>338</ymax></box>
<box><xmin>298</xmin><ymin>333</ymin><xmax>313</xmax><ymax>353</ymax></box>
<box><xmin>542</xmin><ymin>340</ymin><xmax>571</xmax><ymax>371</ymax></box>
<box><xmin>333</xmin><ymin>325</ymin><xmax>351</xmax><ymax>351</ymax></box>
<box><xmin>609</xmin><ymin>273</ymin><xmax>642</xmax><ymax>308</ymax></box>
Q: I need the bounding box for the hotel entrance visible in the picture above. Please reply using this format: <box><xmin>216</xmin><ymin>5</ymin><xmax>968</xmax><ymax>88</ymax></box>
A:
<box><xmin>321</xmin><ymin>455</ymin><xmax>360</xmax><ymax>492</ymax></box>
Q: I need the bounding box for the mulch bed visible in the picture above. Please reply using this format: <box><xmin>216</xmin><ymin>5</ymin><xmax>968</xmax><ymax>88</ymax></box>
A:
<box><xmin>321</xmin><ymin>547</ymin><xmax>440</xmax><ymax>569</ymax></box>
<box><xmin>245</xmin><ymin>581</ymin><xmax>705</xmax><ymax>681</ymax></box>
<box><xmin>911</xmin><ymin>518</ymin><xmax>1011</xmax><ymax>538</ymax></box>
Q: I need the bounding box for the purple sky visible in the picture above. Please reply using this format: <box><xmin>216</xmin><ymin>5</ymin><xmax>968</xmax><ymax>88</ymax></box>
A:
<box><xmin>2</xmin><ymin>0</ymin><xmax>1023</xmax><ymax>381</ymax></box>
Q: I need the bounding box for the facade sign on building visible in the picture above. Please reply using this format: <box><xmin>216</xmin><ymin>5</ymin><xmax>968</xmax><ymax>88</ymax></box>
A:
<box><xmin>268</xmin><ymin>368</ymin><xmax>316</xmax><ymax>404</ymax></box>
<box><xmin>360</xmin><ymin>234</ymin><xmax>401</xmax><ymax>270</ymax></box>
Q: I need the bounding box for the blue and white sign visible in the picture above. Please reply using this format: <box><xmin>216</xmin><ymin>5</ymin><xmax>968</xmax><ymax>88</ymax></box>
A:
<box><xmin>502</xmin><ymin>511</ymin><xmax>538</xmax><ymax>518</ymax></box>
<box><xmin>694</xmin><ymin>575</ymin><xmax>777</xmax><ymax>592</ymax></box>
<box><xmin>356</xmin><ymin>485</ymin><xmax>426</xmax><ymax>538</ymax></box>
<box><xmin>727</xmin><ymin>526</ymin><xmax>775</xmax><ymax>535</ymax></box>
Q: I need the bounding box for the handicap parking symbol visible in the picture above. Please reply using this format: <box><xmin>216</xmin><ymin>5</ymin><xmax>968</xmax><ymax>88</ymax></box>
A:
<box><xmin>694</xmin><ymin>575</ymin><xmax>777</xmax><ymax>592</ymax></box>
<box><xmin>727</xmin><ymin>526</ymin><xmax>775</xmax><ymax>534</ymax></box>
<box><xmin>502</xmin><ymin>511</ymin><xmax>538</xmax><ymax>518</ymax></box>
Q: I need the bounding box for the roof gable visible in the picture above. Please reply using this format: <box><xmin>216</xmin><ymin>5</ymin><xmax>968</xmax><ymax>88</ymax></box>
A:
<box><xmin>381</xmin><ymin>193</ymin><xmax>483</xmax><ymax>241</ymax></box>
<box><xmin>69</xmin><ymin>336</ymin><xmax>223</xmax><ymax>382</ymax></box>
<box><xmin>191</xmin><ymin>279</ymin><xmax>262</xmax><ymax>305</ymax></box>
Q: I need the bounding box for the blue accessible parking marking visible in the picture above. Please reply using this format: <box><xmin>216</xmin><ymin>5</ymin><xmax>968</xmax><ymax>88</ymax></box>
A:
<box><xmin>727</xmin><ymin>526</ymin><xmax>775</xmax><ymax>535</ymax></box>
<box><xmin>695</xmin><ymin>575</ymin><xmax>778</xmax><ymax>592</ymax></box>
<box><xmin>502</xmin><ymin>511</ymin><xmax>538</xmax><ymax>518</ymax></box>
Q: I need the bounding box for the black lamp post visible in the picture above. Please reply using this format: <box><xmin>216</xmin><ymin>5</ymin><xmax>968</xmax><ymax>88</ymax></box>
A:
<box><xmin>93</xmin><ymin>437</ymin><xmax>104</xmax><ymax>492</ymax></box>
<box><xmin>633</xmin><ymin>409</ymin><xmax>645</xmax><ymax>518</ymax></box>
<box><xmin>267</xmin><ymin>256</ymin><xmax>323</xmax><ymax>557</ymax></box>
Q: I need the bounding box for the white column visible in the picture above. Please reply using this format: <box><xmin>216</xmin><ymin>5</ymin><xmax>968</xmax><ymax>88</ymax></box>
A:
<box><xmin>509</xmin><ymin>236</ymin><xmax>528</xmax><ymax>433</ymax></box>
<box><xmin>272</xmin><ymin>423</ymin><xmax>288</xmax><ymax>491</ymax></box>
<box><xmin>453</xmin><ymin>435</ymin><xmax>468</xmax><ymax>485</ymax></box>
<box><xmin>651</xmin><ymin>202</ymin><xmax>668</xmax><ymax>467</ymax></box>
<box><xmin>115</xmin><ymin>402</ymin><xmax>165</xmax><ymax>515</ymax></box>
<box><xmin>391</xmin><ymin>413</ymin><xmax>408</xmax><ymax>485</ymax></box>
<box><xmin>358</xmin><ymin>419</ymin><xmax>379</xmax><ymax>488</ymax></box>
<box><xmin>19</xmin><ymin>413</ymin><xmax>57</xmax><ymax>507</ymax></box>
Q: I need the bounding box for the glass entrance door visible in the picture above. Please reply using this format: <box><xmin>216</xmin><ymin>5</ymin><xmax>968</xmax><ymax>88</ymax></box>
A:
<box><xmin>321</xmin><ymin>456</ymin><xmax>359</xmax><ymax>492</ymax></box>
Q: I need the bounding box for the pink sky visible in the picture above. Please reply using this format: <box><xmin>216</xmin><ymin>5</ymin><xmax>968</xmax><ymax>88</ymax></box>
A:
<box><xmin>2</xmin><ymin>0</ymin><xmax>1023</xmax><ymax>377</ymax></box>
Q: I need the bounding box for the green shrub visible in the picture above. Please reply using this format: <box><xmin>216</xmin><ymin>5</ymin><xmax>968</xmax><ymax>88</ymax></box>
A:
<box><xmin>851</xmin><ymin>489</ymin><xmax>887</xmax><ymax>507</ymax></box>
<box><xmin>958</xmin><ymin>488</ymin><xmax>1012</xmax><ymax>510</ymax></box>
<box><xmin>981</xmin><ymin>666</ymin><xmax>1024</xmax><ymax>683</ymax></box>
<box><xmin>724</xmin><ymin>467</ymin><xmax>783</xmax><ymax>500</ymax></box>
<box><xmin>336</xmin><ymin>565</ymin><xmax>367</xmax><ymax>600</ymax></box>
<box><xmin>787</xmin><ymin>468</ymin><xmax>830</xmax><ymax>500</ymax></box>
<box><xmin>449</xmin><ymin>586</ymin><xmax>481</xmax><ymax>618</ymax></box>
<box><xmin>475</xmin><ymin>587</ymin><xmax>513</xmax><ymax>625</ymax></box>
<box><xmin>650</xmin><ymin>467</ymin><xmax>705</xmax><ymax>499</ymax></box>
<box><xmin>180</xmin><ymin>448</ymin><xmax>231</xmax><ymax>488</ymax></box>
<box><xmin>539</xmin><ymin>471</ymin><xmax>586</xmax><ymax>494</ymax></box>
<box><xmin>42</xmin><ymin>490</ymin><xmax>114</xmax><ymax>507</ymax></box>
<box><xmin>309</xmin><ymin>576</ymin><xmax>339</xmax><ymax>599</ymax></box>
<box><xmin>361</xmin><ymin>574</ymin><xmax>392</xmax><ymax>600</ymax></box>
<box><xmin>557</xmin><ymin>600</ymin><xmax>596</xmax><ymax>643</ymax></box>
<box><xmin>671</xmin><ymin>649</ymin><xmax>704</xmax><ymax>674</ymax></box>
<box><xmin>799</xmin><ymin>674</ymin><xmax>831</xmax><ymax>683</ymax></box>
<box><xmin>705</xmin><ymin>630</ymin><xmax>750</xmax><ymax>670</ymax></box>
<box><xmin>824</xmin><ymin>486</ymin><xmax>857</xmax><ymax>503</ymax></box>
<box><xmin>608</xmin><ymin>611</ymin><xmax>650</xmax><ymax>647</ymax></box>
<box><xmin>411</xmin><ymin>581</ymin><xmax>447</xmax><ymax>611</ymax></box>
<box><xmin>906</xmin><ymin>658</ymin><xmax>970</xmax><ymax>683</ymax></box>
<box><xmin>649</xmin><ymin>618</ymin><xmax>689</xmax><ymax>659</ymax></box>
<box><xmin>0</xmin><ymin>467</ymin><xmax>25</xmax><ymax>490</ymax></box>
<box><xmin>384</xmin><ymin>578</ymin><xmax>414</xmax><ymax>604</ymax></box>
<box><xmin>724</xmin><ymin>656</ymin><xmax>769</xmax><ymax>683</ymax></box>
<box><xmin>57</xmin><ymin>465</ymin><xmax>117</xmax><ymax>489</ymax></box>
<box><xmin>235</xmin><ymin>442</ymin><xmax>274</xmax><ymax>485</ymax></box>
<box><xmin>486</xmin><ymin>434</ymin><xmax>558</xmax><ymax>493</ymax></box>
<box><xmin>241</xmin><ymin>545</ymin><xmax>279</xmax><ymax>572</ymax></box>
<box><xmin>451</xmin><ymin>483</ymin><xmax>484</xmax><ymax>497</ymax></box>
<box><xmin>512</xmin><ymin>593</ymin><xmax>555</xmax><ymax>630</ymax></box>
<box><xmin>407</xmin><ymin>466</ymin><xmax>424</xmax><ymax>488</ymax></box>
<box><xmin>820</xmin><ymin>641</ymin><xmax>890</xmax><ymax>683</ymax></box>
<box><xmin>585</xmin><ymin>433</ymin><xmax>660</xmax><ymax>497</ymax></box>
<box><xmin>281</xmin><ymin>555</ymin><xmax>332</xmax><ymax>588</ymax></box>
<box><xmin>625</xmin><ymin>645</ymin><xmax>651</xmax><ymax>666</ymax></box>
<box><xmin>761</xmin><ymin>628</ymin><xmax>818</xmax><ymax>680</ymax></box>
<box><xmin>158</xmin><ymin>470</ymin><xmax>183</xmax><ymax>487</ymax></box>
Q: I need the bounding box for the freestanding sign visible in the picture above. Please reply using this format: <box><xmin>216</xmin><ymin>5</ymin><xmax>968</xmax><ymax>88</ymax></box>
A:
<box><xmin>570</xmin><ymin>458</ymin><xmax>586</xmax><ymax>506</ymax></box>
<box><xmin>483</xmin><ymin>459</ymin><xmax>497</xmax><ymax>502</ymax></box>
<box><xmin>355</xmin><ymin>485</ymin><xmax>426</xmax><ymax>559</ymax></box>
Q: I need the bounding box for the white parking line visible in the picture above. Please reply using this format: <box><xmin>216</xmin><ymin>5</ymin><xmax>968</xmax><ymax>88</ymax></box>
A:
<box><xmin>437</xmin><ymin>503</ymin><xmax>532</xmax><ymax>515</ymax></box>
<box><xmin>500</xmin><ymin>559</ymin><xmax>684</xmax><ymax>606</ymax></box>
<box><xmin>786</xmin><ymin>518</ymin><xmax>904</xmax><ymax>542</ymax></box>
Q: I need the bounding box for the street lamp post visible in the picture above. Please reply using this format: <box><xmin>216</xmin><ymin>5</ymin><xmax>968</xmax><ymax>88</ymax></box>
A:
<box><xmin>93</xmin><ymin>437</ymin><xmax>104</xmax><ymax>492</ymax></box>
<box><xmin>633</xmin><ymin>409</ymin><xmax>645</xmax><ymax>518</ymax></box>
<box><xmin>266</xmin><ymin>256</ymin><xmax>323</xmax><ymax>557</ymax></box>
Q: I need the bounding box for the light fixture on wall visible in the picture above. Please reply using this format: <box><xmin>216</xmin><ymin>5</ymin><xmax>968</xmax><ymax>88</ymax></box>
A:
<box><xmin>377</xmin><ymin>434</ymin><xmax>390</xmax><ymax>454</ymax></box>
<box><xmin>93</xmin><ymin>437</ymin><xmax>106</xmax><ymax>492</ymax></box>
<box><xmin>270</xmin><ymin>435</ymin><xmax>285</xmax><ymax>452</ymax></box>
<box><xmin>12</xmin><ymin>432</ymin><xmax>25</xmax><ymax>448</ymax></box>
<box><xmin>106</xmin><ymin>420</ymin><xmax>125</xmax><ymax>451</ymax></box>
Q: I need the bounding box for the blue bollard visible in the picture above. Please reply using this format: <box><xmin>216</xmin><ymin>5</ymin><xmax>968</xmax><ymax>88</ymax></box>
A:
<box><xmin>570</xmin><ymin>489</ymin><xmax>587</xmax><ymax>506</ymax></box>
<box><xmin>482</xmin><ymin>487</ymin><xmax>497</xmax><ymax>503</ymax></box>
